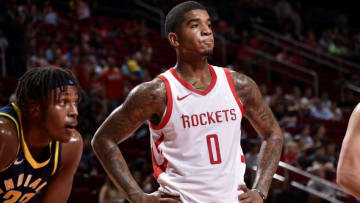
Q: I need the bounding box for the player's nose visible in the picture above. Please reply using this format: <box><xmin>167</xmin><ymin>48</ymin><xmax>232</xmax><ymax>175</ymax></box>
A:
<box><xmin>68</xmin><ymin>103</ymin><xmax>78</xmax><ymax>117</ymax></box>
<box><xmin>201</xmin><ymin>24</ymin><xmax>212</xmax><ymax>36</ymax></box>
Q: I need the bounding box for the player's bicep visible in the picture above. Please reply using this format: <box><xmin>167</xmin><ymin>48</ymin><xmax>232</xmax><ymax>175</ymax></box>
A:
<box><xmin>0</xmin><ymin>118</ymin><xmax>19</xmax><ymax>170</ymax></box>
<box><xmin>95</xmin><ymin>79</ymin><xmax>166</xmax><ymax>144</ymax></box>
<box><xmin>231</xmin><ymin>72</ymin><xmax>280</xmax><ymax>139</ymax></box>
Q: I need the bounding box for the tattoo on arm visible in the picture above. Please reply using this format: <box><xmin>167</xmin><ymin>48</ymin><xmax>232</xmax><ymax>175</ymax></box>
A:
<box><xmin>231</xmin><ymin>71</ymin><xmax>284</xmax><ymax>197</ymax></box>
<box><xmin>101</xmin><ymin>144</ymin><xmax>143</xmax><ymax>201</ymax></box>
<box><xmin>92</xmin><ymin>78</ymin><xmax>167</xmax><ymax>202</ymax></box>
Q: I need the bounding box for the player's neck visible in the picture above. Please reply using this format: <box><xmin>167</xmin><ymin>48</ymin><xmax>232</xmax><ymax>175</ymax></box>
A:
<box><xmin>22</xmin><ymin>116</ymin><xmax>52</xmax><ymax>149</ymax></box>
<box><xmin>175</xmin><ymin>54</ymin><xmax>209</xmax><ymax>78</ymax></box>
<box><xmin>174</xmin><ymin>56</ymin><xmax>213</xmax><ymax>91</ymax></box>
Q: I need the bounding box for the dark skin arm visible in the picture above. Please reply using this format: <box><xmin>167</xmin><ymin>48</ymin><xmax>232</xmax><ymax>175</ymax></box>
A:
<box><xmin>231</xmin><ymin>71</ymin><xmax>284</xmax><ymax>201</ymax></box>
<box><xmin>91</xmin><ymin>78</ymin><xmax>180</xmax><ymax>203</ymax></box>
<box><xmin>40</xmin><ymin>130</ymin><xmax>83</xmax><ymax>203</ymax></box>
<box><xmin>0</xmin><ymin>117</ymin><xmax>19</xmax><ymax>171</ymax></box>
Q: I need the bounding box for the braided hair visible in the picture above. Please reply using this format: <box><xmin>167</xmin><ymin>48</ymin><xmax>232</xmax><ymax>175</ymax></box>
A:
<box><xmin>15</xmin><ymin>66</ymin><xmax>81</xmax><ymax>115</ymax></box>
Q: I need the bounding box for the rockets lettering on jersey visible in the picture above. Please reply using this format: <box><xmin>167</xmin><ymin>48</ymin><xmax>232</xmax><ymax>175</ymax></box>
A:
<box><xmin>181</xmin><ymin>108</ymin><xmax>237</xmax><ymax>128</ymax></box>
<box><xmin>148</xmin><ymin>65</ymin><xmax>247</xmax><ymax>203</ymax></box>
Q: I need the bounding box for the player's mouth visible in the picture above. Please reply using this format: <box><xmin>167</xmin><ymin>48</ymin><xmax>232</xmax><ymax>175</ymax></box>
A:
<box><xmin>65</xmin><ymin>122</ymin><xmax>78</xmax><ymax>131</ymax></box>
<box><xmin>201</xmin><ymin>39</ymin><xmax>213</xmax><ymax>45</ymax></box>
<box><xmin>201</xmin><ymin>36</ymin><xmax>214</xmax><ymax>43</ymax></box>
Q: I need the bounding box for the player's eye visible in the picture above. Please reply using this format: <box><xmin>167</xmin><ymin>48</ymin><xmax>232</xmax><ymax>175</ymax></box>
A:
<box><xmin>58</xmin><ymin>99</ymin><xmax>67</xmax><ymax>107</ymax></box>
<box><xmin>191</xmin><ymin>24</ymin><xmax>198</xmax><ymax>29</ymax></box>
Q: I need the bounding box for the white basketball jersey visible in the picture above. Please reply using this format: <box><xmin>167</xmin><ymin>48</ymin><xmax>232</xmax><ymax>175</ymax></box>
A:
<box><xmin>149</xmin><ymin>65</ymin><xmax>246</xmax><ymax>203</ymax></box>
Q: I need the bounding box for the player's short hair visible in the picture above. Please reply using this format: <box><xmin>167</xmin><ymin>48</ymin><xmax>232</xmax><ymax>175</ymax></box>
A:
<box><xmin>15</xmin><ymin>66</ymin><xmax>81</xmax><ymax>115</ymax></box>
<box><xmin>165</xmin><ymin>1</ymin><xmax>207</xmax><ymax>36</ymax></box>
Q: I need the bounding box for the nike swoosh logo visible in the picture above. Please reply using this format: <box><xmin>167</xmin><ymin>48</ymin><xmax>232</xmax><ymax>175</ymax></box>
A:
<box><xmin>14</xmin><ymin>158</ymin><xmax>24</xmax><ymax>165</ymax></box>
<box><xmin>177</xmin><ymin>93</ymin><xmax>192</xmax><ymax>101</ymax></box>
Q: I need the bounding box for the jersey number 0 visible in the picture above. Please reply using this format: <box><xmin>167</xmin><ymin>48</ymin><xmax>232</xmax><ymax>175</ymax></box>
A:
<box><xmin>206</xmin><ymin>134</ymin><xmax>222</xmax><ymax>164</ymax></box>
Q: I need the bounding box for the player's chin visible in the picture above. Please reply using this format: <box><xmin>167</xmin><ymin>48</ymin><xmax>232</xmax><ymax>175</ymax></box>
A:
<box><xmin>59</xmin><ymin>129</ymin><xmax>74</xmax><ymax>142</ymax></box>
<box><xmin>201</xmin><ymin>49</ymin><xmax>213</xmax><ymax>57</ymax></box>
<box><xmin>58</xmin><ymin>136</ymin><xmax>71</xmax><ymax>143</ymax></box>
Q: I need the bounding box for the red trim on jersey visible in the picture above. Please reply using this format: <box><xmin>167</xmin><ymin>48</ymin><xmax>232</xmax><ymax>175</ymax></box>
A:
<box><xmin>241</xmin><ymin>155</ymin><xmax>245</xmax><ymax>163</ymax></box>
<box><xmin>155</xmin><ymin>133</ymin><xmax>165</xmax><ymax>153</ymax></box>
<box><xmin>151</xmin><ymin>134</ymin><xmax>168</xmax><ymax>179</ymax></box>
<box><xmin>224</xmin><ymin>68</ymin><xmax>245</xmax><ymax>117</ymax></box>
<box><xmin>149</xmin><ymin>75</ymin><xmax>173</xmax><ymax>130</ymax></box>
<box><xmin>151</xmin><ymin>148</ymin><xmax>168</xmax><ymax>179</ymax></box>
<box><xmin>170</xmin><ymin>65</ymin><xmax>217</xmax><ymax>96</ymax></box>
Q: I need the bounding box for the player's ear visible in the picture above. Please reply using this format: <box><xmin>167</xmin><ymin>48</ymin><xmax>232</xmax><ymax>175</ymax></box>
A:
<box><xmin>27</xmin><ymin>101</ymin><xmax>41</xmax><ymax>116</ymax></box>
<box><xmin>168</xmin><ymin>32</ymin><xmax>179</xmax><ymax>48</ymax></box>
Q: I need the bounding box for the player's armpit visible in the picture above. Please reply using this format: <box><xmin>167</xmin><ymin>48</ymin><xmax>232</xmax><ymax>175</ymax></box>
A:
<box><xmin>0</xmin><ymin>117</ymin><xmax>19</xmax><ymax>171</ymax></box>
<box><xmin>230</xmin><ymin>71</ymin><xmax>284</xmax><ymax>199</ymax></box>
<box><xmin>337</xmin><ymin>103</ymin><xmax>360</xmax><ymax>198</ymax></box>
<box><xmin>40</xmin><ymin>131</ymin><xmax>83</xmax><ymax>203</ymax></box>
<box><xmin>91</xmin><ymin>78</ymin><xmax>167</xmax><ymax>203</ymax></box>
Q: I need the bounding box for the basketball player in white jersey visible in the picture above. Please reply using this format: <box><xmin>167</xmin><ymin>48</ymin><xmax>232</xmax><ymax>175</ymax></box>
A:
<box><xmin>337</xmin><ymin>103</ymin><xmax>360</xmax><ymax>199</ymax></box>
<box><xmin>92</xmin><ymin>1</ymin><xmax>284</xmax><ymax>203</ymax></box>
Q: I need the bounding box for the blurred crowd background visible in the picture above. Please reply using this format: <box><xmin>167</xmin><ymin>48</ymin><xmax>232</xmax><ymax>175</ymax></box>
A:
<box><xmin>0</xmin><ymin>0</ymin><xmax>360</xmax><ymax>202</ymax></box>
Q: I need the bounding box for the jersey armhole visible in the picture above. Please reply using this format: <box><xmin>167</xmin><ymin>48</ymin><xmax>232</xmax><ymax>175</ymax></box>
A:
<box><xmin>148</xmin><ymin>75</ymin><xmax>173</xmax><ymax>130</ymax></box>
<box><xmin>51</xmin><ymin>141</ymin><xmax>61</xmax><ymax>176</ymax></box>
<box><xmin>223</xmin><ymin>68</ymin><xmax>245</xmax><ymax>117</ymax></box>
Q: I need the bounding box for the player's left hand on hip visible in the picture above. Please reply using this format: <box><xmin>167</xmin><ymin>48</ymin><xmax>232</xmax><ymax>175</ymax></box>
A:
<box><xmin>237</xmin><ymin>185</ymin><xmax>263</xmax><ymax>203</ymax></box>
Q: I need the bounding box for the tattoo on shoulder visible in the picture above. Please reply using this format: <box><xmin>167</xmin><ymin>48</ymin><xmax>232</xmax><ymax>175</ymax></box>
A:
<box><xmin>230</xmin><ymin>71</ymin><xmax>277</xmax><ymax>140</ymax></box>
<box><xmin>125</xmin><ymin>77</ymin><xmax>167</xmax><ymax>125</ymax></box>
<box><xmin>230</xmin><ymin>71</ymin><xmax>257</xmax><ymax>106</ymax></box>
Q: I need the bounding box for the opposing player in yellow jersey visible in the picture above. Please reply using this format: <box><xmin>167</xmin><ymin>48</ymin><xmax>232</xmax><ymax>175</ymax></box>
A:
<box><xmin>0</xmin><ymin>66</ymin><xmax>83</xmax><ymax>203</ymax></box>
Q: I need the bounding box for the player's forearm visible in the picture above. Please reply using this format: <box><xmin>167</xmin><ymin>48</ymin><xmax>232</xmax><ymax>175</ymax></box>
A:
<box><xmin>252</xmin><ymin>131</ymin><xmax>283</xmax><ymax>198</ymax></box>
<box><xmin>92</xmin><ymin>136</ymin><xmax>143</xmax><ymax>203</ymax></box>
<box><xmin>337</xmin><ymin>170</ymin><xmax>360</xmax><ymax>199</ymax></box>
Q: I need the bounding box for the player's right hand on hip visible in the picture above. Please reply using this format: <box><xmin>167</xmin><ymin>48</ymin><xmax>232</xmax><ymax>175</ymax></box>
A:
<box><xmin>136</xmin><ymin>192</ymin><xmax>181</xmax><ymax>203</ymax></box>
<box><xmin>237</xmin><ymin>185</ymin><xmax>263</xmax><ymax>203</ymax></box>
